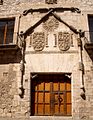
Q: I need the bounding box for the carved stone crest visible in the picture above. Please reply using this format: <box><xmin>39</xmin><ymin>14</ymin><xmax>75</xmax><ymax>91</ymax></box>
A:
<box><xmin>32</xmin><ymin>32</ymin><xmax>45</xmax><ymax>51</ymax></box>
<box><xmin>58</xmin><ymin>32</ymin><xmax>70</xmax><ymax>51</ymax></box>
<box><xmin>43</xmin><ymin>16</ymin><xmax>59</xmax><ymax>32</ymax></box>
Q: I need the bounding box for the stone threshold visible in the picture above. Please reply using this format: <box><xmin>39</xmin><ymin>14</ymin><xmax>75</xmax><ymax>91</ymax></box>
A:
<box><xmin>0</xmin><ymin>116</ymin><xmax>73</xmax><ymax>120</ymax></box>
<box><xmin>30</xmin><ymin>116</ymin><xmax>72</xmax><ymax>120</ymax></box>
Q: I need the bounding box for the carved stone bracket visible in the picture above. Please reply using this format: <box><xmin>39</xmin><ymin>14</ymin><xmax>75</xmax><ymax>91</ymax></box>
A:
<box><xmin>79</xmin><ymin>62</ymin><xmax>84</xmax><ymax>71</ymax></box>
<box><xmin>77</xmin><ymin>38</ymin><xmax>82</xmax><ymax>47</ymax></box>
<box><xmin>45</xmin><ymin>0</ymin><xmax>57</xmax><ymax>4</ymax></box>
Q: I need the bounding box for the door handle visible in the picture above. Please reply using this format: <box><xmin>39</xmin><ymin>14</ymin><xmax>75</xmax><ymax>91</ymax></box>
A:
<box><xmin>58</xmin><ymin>95</ymin><xmax>63</xmax><ymax>104</ymax></box>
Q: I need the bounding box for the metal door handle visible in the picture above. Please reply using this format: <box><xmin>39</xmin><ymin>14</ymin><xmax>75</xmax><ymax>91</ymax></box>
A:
<box><xmin>58</xmin><ymin>95</ymin><xmax>63</xmax><ymax>103</ymax></box>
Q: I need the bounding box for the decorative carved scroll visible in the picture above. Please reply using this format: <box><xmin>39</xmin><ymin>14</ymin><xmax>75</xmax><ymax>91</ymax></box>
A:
<box><xmin>32</xmin><ymin>32</ymin><xmax>45</xmax><ymax>51</ymax></box>
<box><xmin>58</xmin><ymin>32</ymin><xmax>70</xmax><ymax>51</ymax></box>
<box><xmin>43</xmin><ymin>16</ymin><xmax>59</xmax><ymax>32</ymax></box>
<box><xmin>45</xmin><ymin>0</ymin><xmax>57</xmax><ymax>4</ymax></box>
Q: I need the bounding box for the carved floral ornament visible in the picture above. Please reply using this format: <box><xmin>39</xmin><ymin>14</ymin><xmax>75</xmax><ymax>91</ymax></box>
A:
<box><xmin>31</xmin><ymin>32</ymin><xmax>72</xmax><ymax>52</ymax></box>
<box><xmin>43</xmin><ymin>16</ymin><xmax>59</xmax><ymax>32</ymax></box>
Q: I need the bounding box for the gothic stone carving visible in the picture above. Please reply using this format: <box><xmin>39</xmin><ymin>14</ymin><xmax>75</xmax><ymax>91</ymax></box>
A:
<box><xmin>43</xmin><ymin>16</ymin><xmax>59</xmax><ymax>32</ymax></box>
<box><xmin>45</xmin><ymin>0</ymin><xmax>57</xmax><ymax>4</ymax></box>
<box><xmin>32</xmin><ymin>32</ymin><xmax>45</xmax><ymax>51</ymax></box>
<box><xmin>58</xmin><ymin>32</ymin><xmax>70</xmax><ymax>51</ymax></box>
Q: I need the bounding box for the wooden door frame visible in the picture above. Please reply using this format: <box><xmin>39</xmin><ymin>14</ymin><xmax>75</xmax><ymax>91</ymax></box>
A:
<box><xmin>30</xmin><ymin>72</ymin><xmax>71</xmax><ymax>116</ymax></box>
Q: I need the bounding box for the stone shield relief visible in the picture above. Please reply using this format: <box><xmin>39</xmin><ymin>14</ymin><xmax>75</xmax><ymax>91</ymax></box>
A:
<box><xmin>32</xmin><ymin>32</ymin><xmax>45</xmax><ymax>51</ymax></box>
<box><xmin>58</xmin><ymin>32</ymin><xmax>70</xmax><ymax>51</ymax></box>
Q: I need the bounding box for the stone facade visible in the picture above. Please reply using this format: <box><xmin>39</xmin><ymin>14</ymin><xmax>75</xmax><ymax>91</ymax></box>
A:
<box><xmin>0</xmin><ymin>0</ymin><xmax>93</xmax><ymax>120</ymax></box>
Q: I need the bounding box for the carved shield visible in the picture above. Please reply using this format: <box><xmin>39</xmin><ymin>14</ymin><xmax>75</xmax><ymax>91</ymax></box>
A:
<box><xmin>58</xmin><ymin>32</ymin><xmax>70</xmax><ymax>51</ymax></box>
<box><xmin>32</xmin><ymin>32</ymin><xmax>45</xmax><ymax>51</ymax></box>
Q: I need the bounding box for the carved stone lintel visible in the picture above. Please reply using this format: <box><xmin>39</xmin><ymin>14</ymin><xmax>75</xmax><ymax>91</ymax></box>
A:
<box><xmin>45</xmin><ymin>0</ymin><xmax>57</xmax><ymax>4</ymax></box>
<box><xmin>58</xmin><ymin>32</ymin><xmax>70</xmax><ymax>51</ymax></box>
<box><xmin>32</xmin><ymin>32</ymin><xmax>45</xmax><ymax>51</ymax></box>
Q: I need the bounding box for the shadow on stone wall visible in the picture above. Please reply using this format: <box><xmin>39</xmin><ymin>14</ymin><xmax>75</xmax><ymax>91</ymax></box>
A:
<box><xmin>0</xmin><ymin>50</ymin><xmax>22</xmax><ymax>64</ymax></box>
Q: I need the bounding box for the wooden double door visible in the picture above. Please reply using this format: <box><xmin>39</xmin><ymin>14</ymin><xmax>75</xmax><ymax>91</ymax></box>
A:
<box><xmin>31</xmin><ymin>74</ymin><xmax>71</xmax><ymax>116</ymax></box>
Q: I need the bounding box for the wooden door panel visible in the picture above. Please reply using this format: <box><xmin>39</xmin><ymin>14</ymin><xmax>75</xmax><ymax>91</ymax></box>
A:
<box><xmin>54</xmin><ymin>94</ymin><xmax>58</xmax><ymax>103</ymax></box>
<box><xmin>53</xmin><ymin>82</ymin><xmax>58</xmax><ymax>91</ymax></box>
<box><xmin>38</xmin><ymin>104</ymin><xmax>43</xmax><ymax>114</ymax></box>
<box><xmin>60</xmin><ymin>104</ymin><xmax>64</xmax><ymax>113</ymax></box>
<box><xmin>67</xmin><ymin>104</ymin><xmax>71</xmax><ymax>115</ymax></box>
<box><xmin>66</xmin><ymin>92</ymin><xmax>71</xmax><ymax>103</ymax></box>
<box><xmin>38</xmin><ymin>82</ymin><xmax>44</xmax><ymax>90</ymax></box>
<box><xmin>45</xmin><ymin>104</ymin><xmax>50</xmax><ymax>114</ymax></box>
<box><xmin>45</xmin><ymin>82</ymin><xmax>50</xmax><ymax>91</ymax></box>
<box><xmin>38</xmin><ymin>92</ymin><xmax>43</xmax><ymax>103</ymax></box>
<box><xmin>55</xmin><ymin>104</ymin><xmax>59</xmax><ymax>114</ymax></box>
<box><xmin>31</xmin><ymin>74</ymin><xmax>71</xmax><ymax>116</ymax></box>
<box><xmin>35</xmin><ymin>92</ymin><xmax>37</xmax><ymax>103</ymax></box>
<box><xmin>66</xmin><ymin>82</ymin><xmax>71</xmax><ymax>90</ymax></box>
<box><xmin>60</xmin><ymin>82</ymin><xmax>65</xmax><ymax>91</ymax></box>
<box><xmin>35</xmin><ymin>85</ymin><xmax>37</xmax><ymax>91</ymax></box>
<box><xmin>45</xmin><ymin>93</ymin><xmax>50</xmax><ymax>103</ymax></box>
<box><xmin>35</xmin><ymin>104</ymin><xmax>37</xmax><ymax>114</ymax></box>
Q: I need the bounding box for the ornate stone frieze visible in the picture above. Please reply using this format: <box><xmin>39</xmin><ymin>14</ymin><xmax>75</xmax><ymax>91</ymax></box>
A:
<box><xmin>32</xmin><ymin>32</ymin><xmax>45</xmax><ymax>51</ymax></box>
<box><xmin>30</xmin><ymin>32</ymin><xmax>73</xmax><ymax>51</ymax></box>
<box><xmin>58</xmin><ymin>32</ymin><xmax>70</xmax><ymax>51</ymax></box>
<box><xmin>45</xmin><ymin>0</ymin><xmax>57</xmax><ymax>4</ymax></box>
<box><xmin>43</xmin><ymin>16</ymin><xmax>59</xmax><ymax>32</ymax></box>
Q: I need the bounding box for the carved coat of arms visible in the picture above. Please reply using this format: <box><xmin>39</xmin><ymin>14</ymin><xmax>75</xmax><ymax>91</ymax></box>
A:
<box><xmin>58</xmin><ymin>32</ymin><xmax>70</xmax><ymax>51</ymax></box>
<box><xmin>32</xmin><ymin>32</ymin><xmax>45</xmax><ymax>51</ymax></box>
